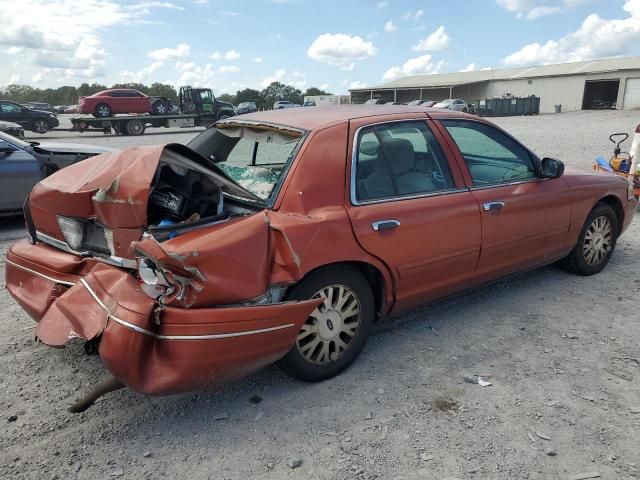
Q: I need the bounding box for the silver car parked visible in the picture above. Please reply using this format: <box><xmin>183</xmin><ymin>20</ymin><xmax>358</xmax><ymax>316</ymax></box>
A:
<box><xmin>433</xmin><ymin>98</ymin><xmax>469</xmax><ymax>112</ymax></box>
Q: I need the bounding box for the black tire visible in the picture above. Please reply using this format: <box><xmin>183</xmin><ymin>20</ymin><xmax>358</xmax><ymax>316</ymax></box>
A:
<box><xmin>31</xmin><ymin>119</ymin><xmax>49</xmax><ymax>134</ymax></box>
<box><xmin>278</xmin><ymin>265</ymin><xmax>375</xmax><ymax>382</ymax></box>
<box><xmin>152</xmin><ymin>100</ymin><xmax>169</xmax><ymax>115</ymax></box>
<box><xmin>560</xmin><ymin>203</ymin><xmax>618</xmax><ymax>276</ymax></box>
<box><xmin>94</xmin><ymin>103</ymin><xmax>112</xmax><ymax>118</ymax></box>
<box><xmin>125</xmin><ymin>119</ymin><xmax>145</xmax><ymax>136</ymax></box>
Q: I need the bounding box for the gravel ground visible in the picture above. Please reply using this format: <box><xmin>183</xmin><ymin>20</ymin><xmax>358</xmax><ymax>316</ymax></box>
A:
<box><xmin>1</xmin><ymin>110</ymin><xmax>639</xmax><ymax>480</ymax></box>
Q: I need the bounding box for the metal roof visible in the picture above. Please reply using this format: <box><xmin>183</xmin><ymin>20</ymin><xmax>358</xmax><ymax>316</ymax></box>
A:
<box><xmin>350</xmin><ymin>57</ymin><xmax>640</xmax><ymax>91</ymax></box>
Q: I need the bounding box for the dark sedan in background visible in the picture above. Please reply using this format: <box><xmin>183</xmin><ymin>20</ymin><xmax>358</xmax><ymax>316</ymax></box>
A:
<box><xmin>235</xmin><ymin>101</ymin><xmax>258</xmax><ymax>115</ymax></box>
<box><xmin>0</xmin><ymin>100</ymin><xmax>59</xmax><ymax>134</ymax></box>
<box><xmin>0</xmin><ymin>131</ymin><xmax>112</xmax><ymax>215</ymax></box>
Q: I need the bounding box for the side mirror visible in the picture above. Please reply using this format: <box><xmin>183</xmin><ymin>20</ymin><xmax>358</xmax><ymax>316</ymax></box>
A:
<box><xmin>540</xmin><ymin>157</ymin><xmax>565</xmax><ymax>178</ymax></box>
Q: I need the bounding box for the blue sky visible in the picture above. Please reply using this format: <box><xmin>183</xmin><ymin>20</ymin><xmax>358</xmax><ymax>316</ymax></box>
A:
<box><xmin>1</xmin><ymin>0</ymin><xmax>639</xmax><ymax>94</ymax></box>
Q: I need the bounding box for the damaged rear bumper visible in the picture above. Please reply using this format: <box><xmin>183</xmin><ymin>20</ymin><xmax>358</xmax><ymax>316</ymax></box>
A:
<box><xmin>6</xmin><ymin>240</ymin><xmax>320</xmax><ymax>395</ymax></box>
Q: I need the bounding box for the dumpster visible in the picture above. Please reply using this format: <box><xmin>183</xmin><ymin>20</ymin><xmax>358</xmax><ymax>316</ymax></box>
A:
<box><xmin>475</xmin><ymin>96</ymin><xmax>540</xmax><ymax>117</ymax></box>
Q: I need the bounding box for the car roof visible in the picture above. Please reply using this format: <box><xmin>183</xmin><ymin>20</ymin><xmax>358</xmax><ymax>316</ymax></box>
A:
<box><xmin>232</xmin><ymin>105</ymin><xmax>480</xmax><ymax>131</ymax></box>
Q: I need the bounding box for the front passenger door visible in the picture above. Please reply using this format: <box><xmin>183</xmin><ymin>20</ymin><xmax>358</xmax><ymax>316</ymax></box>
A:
<box><xmin>440</xmin><ymin>119</ymin><xmax>571</xmax><ymax>283</ymax></box>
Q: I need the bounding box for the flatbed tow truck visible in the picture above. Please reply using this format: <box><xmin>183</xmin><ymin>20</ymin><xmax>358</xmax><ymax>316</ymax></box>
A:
<box><xmin>69</xmin><ymin>86</ymin><xmax>235</xmax><ymax>136</ymax></box>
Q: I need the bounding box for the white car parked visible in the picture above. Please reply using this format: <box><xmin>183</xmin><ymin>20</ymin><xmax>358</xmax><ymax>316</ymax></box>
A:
<box><xmin>273</xmin><ymin>100</ymin><xmax>301</xmax><ymax>109</ymax></box>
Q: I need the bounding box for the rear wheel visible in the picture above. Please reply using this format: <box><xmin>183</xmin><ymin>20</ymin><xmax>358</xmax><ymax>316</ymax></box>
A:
<box><xmin>125</xmin><ymin>119</ymin><xmax>145</xmax><ymax>136</ymax></box>
<box><xmin>32</xmin><ymin>119</ymin><xmax>49</xmax><ymax>134</ymax></box>
<box><xmin>560</xmin><ymin>203</ymin><xmax>618</xmax><ymax>275</ymax></box>
<box><xmin>94</xmin><ymin>103</ymin><xmax>112</xmax><ymax>118</ymax></box>
<box><xmin>279</xmin><ymin>266</ymin><xmax>374</xmax><ymax>382</ymax></box>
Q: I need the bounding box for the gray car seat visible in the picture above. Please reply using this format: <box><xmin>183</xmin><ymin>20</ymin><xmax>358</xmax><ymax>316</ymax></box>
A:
<box><xmin>363</xmin><ymin>138</ymin><xmax>435</xmax><ymax>198</ymax></box>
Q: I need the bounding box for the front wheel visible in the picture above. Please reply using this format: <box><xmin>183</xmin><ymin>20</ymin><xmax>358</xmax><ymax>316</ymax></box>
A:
<box><xmin>32</xmin><ymin>119</ymin><xmax>49</xmax><ymax>134</ymax></box>
<box><xmin>152</xmin><ymin>100</ymin><xmax>169</xmax><ymax>115</ymax></box>
<box><xmin>560</xmin><ymin>204</ymin><xmax>618</xmax><ymax>275</ymax></box>
<box><xmin>279</xmin><ymin>266</ymin><xmax>375</xmax><ymax>382</ymax></box>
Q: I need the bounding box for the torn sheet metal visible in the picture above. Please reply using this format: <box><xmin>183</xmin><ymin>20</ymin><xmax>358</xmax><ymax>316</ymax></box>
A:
<box><xmin>132</xmin><ymin>212</ymin><xmax>271</xmax><ymax>307</ymax></box>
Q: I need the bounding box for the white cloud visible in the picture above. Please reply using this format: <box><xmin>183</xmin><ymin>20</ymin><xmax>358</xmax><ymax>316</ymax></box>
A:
<box><xmin>8</xmin><ymin>73</ymin><xmax>21</xmax><ymax>84</ymax></box>
<box><xmin>224</xmin><ymin>50</ymin><xmax>240</xmax><ymax>60</ymax></box>
<box><xmin>253</xmin><ymin>57</ymin><xmax>264</xmax><ymax>63</ymax></box>
<box><xmin>31</xmin><ymin>72</ymin><xmax>43</xmax><ymax>83</ymax></box>
<box><xmin>148</xmin><ymin>43</ymin><xmax>190</xmax><ymax>60</ymax></box>
<box><xmin>377</xmin><ymin>1</ymin><xmax>388</xmax><ymax>8</ymax></box>
<box><xmin>349</xmin><ymin>80</ymin><xmax>367</xmax><ymax>89</ymax></box>
<box><xmin>384</xmin><ymin>20</ymin><xmax>397</xmax><ymax>32</ymax></box>
<box><xmin>526</xmin><ymin>6</ymin><xmax>561</xmax><ymax>19</ymax></box>
<box><xmin>6</xmin><ymin>46</ymin><xmax>22</xmax><ymax>54</ymax></box>
<box><xmin>319</xmin><ymin>83</ymin><xmax>329</xmax><ymax>91</ymax></box>
<box><xmin>261</xmin><ymin>68</ymin><xmax>286</xmax><ymax>87</ymax></box>
<box><xmin>460</xmin><ymin>63</ymin><xmax>476</xmax><ymax>72</ymax></box>
<box><xmin>121</xmin><ymin>61</ymin><xmax>164</xmax><ymax>83</ymax></box>
<box><xmin>412</xmin><ymin>26</ymin><xmax>450</xmax><ymax>51</ymax></box>
<box><xmin>401</xmin><ymin>10</ymin><xmax>424</xmax><ymax>21</ymax></box>
<box><xmin>218</xmin><ymin>65</ymin><xmax>240</xmax><ymax>73</ymax></box>
<box><xmin>0</xmin><ymin>0</ymin><xmax>178</xmax><ymax>81</ymax></box>
<box><xmin>221</xmin><ymin>10</ymin><xmax>239</xmax><ymax>16</ymax></box>
<box><xmin>175</xmin><ymin>60</ymin><xmax>216</xmax><ymax>88</ymax></box>
<box><xmin>210</xmin><ymin>51</ymin><xmax>222</xmax><ymax>60</ymax></box>
<box><xmin>497</xmin><ymin>0</ymin><xmax>588</xmax><ymax>19</ymax></box>
<box><xmin>307</xmin><ymin>33</ymin><xmax>377</xmax><ymax>70</ymax></box>
<box><xmin>503</xmin><ymin>0</ymin><xmax>640</xmax><ymax>65</ymax></box>
<box><xmin>382</xmin><ymin>55</ymin><xmax>445</xmax><ymax>81</ymax></box>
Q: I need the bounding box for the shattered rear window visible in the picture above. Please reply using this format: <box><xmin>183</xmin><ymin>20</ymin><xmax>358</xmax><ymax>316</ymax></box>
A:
<box><xmin>221</xmin><ymin>140</ymin><xmax>298</xmax><ymax>199</ymax></box>
<box><xmin>189</xmin><ymin>123</ymin><xmax>304</xmax><ymax>201</ymax></box>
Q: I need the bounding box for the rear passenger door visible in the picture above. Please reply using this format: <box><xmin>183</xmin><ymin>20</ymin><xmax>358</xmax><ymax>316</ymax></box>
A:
<box><xmin>347</xmin><ymin>118</ymin><xmax>482</xmax><ymax>311</ymax></box>
<box><xmin>438</xmin><ymin>119</ymin><xmax>571</xmax><ymax>283</ymax></box>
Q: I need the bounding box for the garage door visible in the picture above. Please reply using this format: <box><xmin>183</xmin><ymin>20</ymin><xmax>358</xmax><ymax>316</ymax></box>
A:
<box><xmin>623</xmin><ymin>78</ymin><xmax>640</xmax><ymax>109</ymax></box>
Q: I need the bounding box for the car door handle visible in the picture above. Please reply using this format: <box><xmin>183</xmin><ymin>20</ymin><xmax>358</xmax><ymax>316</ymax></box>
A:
<box><xmin>483</xmin><ymin>201</ymin><xmax>505</xmax><ymax>211</ymax></box>
<box><xmin>372</xmin><ymin>220</ymin><xmax>400</xmax><ymax>231</ymax></box>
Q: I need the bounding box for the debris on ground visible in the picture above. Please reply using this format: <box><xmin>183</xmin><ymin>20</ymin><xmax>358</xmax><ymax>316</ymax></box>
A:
<box><xmin>286</xmin><ymin>457</ymin><xmax>302</xmax><ymax>469</ymax></box>
<box><xmin>568</xmin><ymin>472</ymin><xmax>601</xmax><ymax>480</ymax></box>
<box><xmin>432</xmin><ymin>397</ymin><xmax>459</xmax><ymax>412</ymax></box>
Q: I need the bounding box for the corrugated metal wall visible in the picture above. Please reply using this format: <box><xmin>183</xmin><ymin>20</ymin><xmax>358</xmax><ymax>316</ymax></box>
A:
<box><xmin>350</xmin><ymin>69</ymin><xmax>640</xmax><ymax>112</ymax></box>
<box><xmin>455</xmin><ymin>71</ymin><xmax>640</xmax><ymax>113</ymax></box>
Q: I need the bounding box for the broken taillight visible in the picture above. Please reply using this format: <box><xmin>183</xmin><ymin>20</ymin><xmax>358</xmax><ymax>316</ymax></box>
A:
<box><xmin>137</xmin><ymin>258</ymin><xmax>169</xmax><ymax>299</ymax></box>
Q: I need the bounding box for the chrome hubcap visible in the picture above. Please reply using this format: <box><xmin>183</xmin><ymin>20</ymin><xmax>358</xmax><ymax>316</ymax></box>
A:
<box><xmin>296</xmin><ymin>284</ymin><xmax>361</xmax><ymax>364</ymax></box>
<box><xmin>97</xmin><ymin>106</ymin><xmax>109</xmax><ymax>116</ymax></box>
<box><xmin>583</xmin><ymin>215</ymin><xmax>613</xmax><ymax>266</ymax></box>
<box><xmin>156</xmin><ymin>103</ymin><xmax>167</xmax><ymax>113</ymax></box>
<box><xmin>34</xmin><ymin>121</ymin><xmax>47</xmax><ymax>133</ymax></box>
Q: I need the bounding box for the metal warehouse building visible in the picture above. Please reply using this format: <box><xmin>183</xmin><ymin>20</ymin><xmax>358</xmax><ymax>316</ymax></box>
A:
<box><xmin>349</xmin><ymin>57</ymin><xmax>640</xmax><ymax>114</ymax></box>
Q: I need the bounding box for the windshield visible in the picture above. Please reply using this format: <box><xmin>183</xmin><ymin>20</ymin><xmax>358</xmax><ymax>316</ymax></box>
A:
<box><xmin>187</xmin><ymin>123</ymin><xmax>305</xmax><ymax>202</ymax></box>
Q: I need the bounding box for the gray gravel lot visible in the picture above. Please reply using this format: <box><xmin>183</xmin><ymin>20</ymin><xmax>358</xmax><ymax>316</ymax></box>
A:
<box><xmin>1</xmin><ymin>110</ymin><xmax>639</xmax><ymax>480</ymax></box>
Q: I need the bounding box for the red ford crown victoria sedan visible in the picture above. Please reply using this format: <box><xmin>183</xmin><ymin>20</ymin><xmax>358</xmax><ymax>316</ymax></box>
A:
<box><xmin>5</xmin><ymin>106</ymin><xmax>636</xmax><ymax>411</ymax></box>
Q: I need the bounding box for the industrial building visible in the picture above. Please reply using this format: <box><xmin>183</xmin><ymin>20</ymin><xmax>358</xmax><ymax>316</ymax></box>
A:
<box><xmin>349</xmin><ymin>57</ymin><xmax>640</xmax><ymax>113</ymax></box>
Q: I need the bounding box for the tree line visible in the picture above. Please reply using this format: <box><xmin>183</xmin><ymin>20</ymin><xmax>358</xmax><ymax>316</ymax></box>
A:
<box><xmin>0</xmin><ymin>82</ymin><xmax>332</xmax><ymax>109</ymax></box>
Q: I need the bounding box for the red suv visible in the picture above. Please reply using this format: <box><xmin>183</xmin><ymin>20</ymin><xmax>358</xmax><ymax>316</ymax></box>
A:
<box><xmin>79</xmin><ymin>89</ymin><xmax>153</xmax><ymax>117</ymax></box>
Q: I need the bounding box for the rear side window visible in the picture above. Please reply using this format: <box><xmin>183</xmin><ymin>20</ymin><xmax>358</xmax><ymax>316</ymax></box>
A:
<box><xmin>354</xmin><ymin>121</ymin><xmax>455</xmax><ymax>202</ymax></box>
<box><xmin>441</xmin><ymin>120</ymin><xmax>536</xmax><ymax>186</ymax></box>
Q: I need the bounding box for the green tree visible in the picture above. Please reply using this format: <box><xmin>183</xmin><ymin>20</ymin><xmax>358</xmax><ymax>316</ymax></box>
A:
<box><xmin>260</xmin><ymin>82</ymin><xmax>303</xmax><ymax>109</ymax></box>
<box><xmin>218</xmin><ymin>93</ymin><xmax>236</xmax><ymax>105</ymax></box>
<box><xmin>77</xmin><ymin>83</ymin><xmax>107</xmax><ymax>98</ymax></box>
<box><xmin>148</xmin><ymin>82</ymin><xmax>178</xmax><ymax>102</ymax></box>
<box><xmin>304</xmin><ymin>87</ymin><xmax>332</xmax><ymax>97</ymax></box>
<box><xmin>235</xmin><ymin>88</ymin><xmax>261</xmax><ymax>107</ymax></box>
<box><xmin>110</xmin><ymin>82</ymin><xmax>150</xmax><ymax>94</ymax></box>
